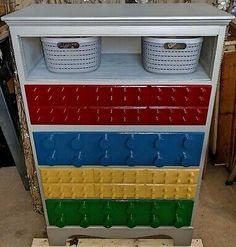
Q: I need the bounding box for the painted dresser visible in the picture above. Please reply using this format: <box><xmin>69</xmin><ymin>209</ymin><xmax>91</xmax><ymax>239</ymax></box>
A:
<box><xmin>2</xmin><ymin>4</ymin><xmax>233</xmax><ymax>246</ymax></box>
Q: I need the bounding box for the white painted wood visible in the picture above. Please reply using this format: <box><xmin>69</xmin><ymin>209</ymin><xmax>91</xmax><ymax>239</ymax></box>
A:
<box><xmin>199</xmin><ymin>36</ymin><xmax>217</xmax><ymax>79</ymax></box>
<box><xmin>211</xmin><ymin>26</ymin><xmax>227</xmax><ymax>84</ymax></box>
<box><xmin>190</xmin><ymin>25</ymin><xmax>227</xmax><ymax>224</ymax></box>
<box><xmin>26</xmin><ymin>54</ymin><xmax>210</xmax><ymax>84</ymax></box>
<box><xmin>12</xmin><ymin>34</ymin><xmax>219</xmax><ymax>84</ymax></box>
<box><xmin>40</xmin><ymin>165</ymin><xmax>201</xmax><ymax>169</ymax></box>
<box><xmin>102</xmin><ymin>37</ymin><xmax>141</xmax><ymax>54</ymax></box>
<box><xmin>47</xmin><ymin>226</ymin><xmax>194</xmax><ymax>246</ymax></box>
<box><xmin>31</xmin><ymin>238</ymin><xmax>203</xmax><ymax>247</ymax></box>
<box><xmin>30</xmin><ymin>125</ymin><xmax>207</xmax><ymax>132</ymax></box>
<box><xmin>3</xmin><ymin>3</ymin><xmax>232</xmax><ymax>246</ymax></box>
<box><xmin>20</xmin><ymin>37</ymin><xmax>43</xmax><ymax>76</ymax></box>
<box><xmin>2</xmin><ymin>4</ymin><xmax>232</xmax><ymax>25</ymax></box>
<box><xmin>9</xmin><ymin>31</ymin><xmax>51</xmax><ymax>226</ymax></box>
<box><xmin>8</xmin><ymin>25</ymin><xmax>227</xmax><ymax>36</ymax></box>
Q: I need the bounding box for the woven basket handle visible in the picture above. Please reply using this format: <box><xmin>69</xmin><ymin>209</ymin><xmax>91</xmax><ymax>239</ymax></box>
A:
<box><xmin>164</xmin><ymin>43</ymin><xmax>187</xmax><ymax>50</ymax></box>
<box><xmin>57</xmin><ymin>42</ymin><xmax>80</xmax><ymax>49</ymax></box>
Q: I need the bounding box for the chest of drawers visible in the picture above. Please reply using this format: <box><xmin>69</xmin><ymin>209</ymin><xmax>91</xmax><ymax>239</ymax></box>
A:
<box><xmin>2</xmin><ymin>3</ymin><xmax>232</xmax><ymax>246</ymax></box>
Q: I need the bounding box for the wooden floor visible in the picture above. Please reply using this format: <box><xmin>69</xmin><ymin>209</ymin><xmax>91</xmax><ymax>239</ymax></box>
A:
<box><xmin>31</xmin><ymin>238</ymin><xmax>203</xmax><ymax>247</ymax></box>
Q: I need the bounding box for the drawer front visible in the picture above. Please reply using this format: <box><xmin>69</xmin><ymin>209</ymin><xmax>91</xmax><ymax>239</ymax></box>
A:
<box><xmin>25</xmin><ymin>85</ymin><xmax>211</xmax><ymax>107</ymax></box>
<box><xmin>28</xmin><ymin>106</ymin><xmax>208</xmax><ymax>125</ymax></box>
<box><xmin>34</xmin><ymin>132</ymin><xmax>204</xmax><ymax>167</ymax></box>
<box><xmin>26</xmin><ymin>85</ymin><xmax>211</xmax><ymax>125</ymax></box>
<box><xmin>46</xmin><ymin>199</ymin><xmax>194</xmax><ymax>228</ymax></box>
<box><xmin>40</xmin><ymin>168</ymin><xmax>199</xmax><ymax>200</ymax></box>
<box><xmin>42</xmin><ymin>183</ymin><xmax>197</xmax><ymax>200</ymax></box>
<box><xmin>40</xmin><ymin>168</ymin><xmax>199</xmax><ymax>184</ymax></box>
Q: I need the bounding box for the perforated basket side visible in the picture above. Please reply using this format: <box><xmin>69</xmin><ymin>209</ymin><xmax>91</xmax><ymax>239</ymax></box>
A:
<box><xmin>142</xmin><ymin>37</ymin><xmax>203</xmax><ymax>74</ymax></box>
<box><xmin>41</xmin><ymin>37</ymin><xmax>101</xmax><ymax>73</ymax></box>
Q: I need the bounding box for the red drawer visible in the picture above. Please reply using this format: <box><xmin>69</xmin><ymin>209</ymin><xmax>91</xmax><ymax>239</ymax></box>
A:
<box><xmin>25</xmin><ymin>85</ymin><xmax>211</xmax><ymax>107</ymax></box>
<box><xmin>28</xmin><ymin>106</ymin><xmax>208</xmax><ymax>125</ymax></box>
<box><xmin>25</xmin><ymin>85</ymin><xmax>211</xmax><ymax>125</ymax></box>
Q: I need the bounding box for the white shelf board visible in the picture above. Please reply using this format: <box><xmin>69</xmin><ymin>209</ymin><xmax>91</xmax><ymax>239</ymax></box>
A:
<box><xmin>26</xmin><ymin>54</ymin><xmax>211</xmax><ymax>84</ymax></box>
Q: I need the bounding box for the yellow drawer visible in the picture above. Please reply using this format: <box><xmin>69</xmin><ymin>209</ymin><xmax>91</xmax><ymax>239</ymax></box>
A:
<box><xmin>40</xmin><ymin>167</ymin><xmax>199</xmax><ymax>200</ymax></box>
<box><xmin>42</xmin><ymin>183</ymin><xmax>197</xmax><ymax>199</ymax></box>
<box><xmin>40</xmin><ymin>167</ymin><xmax>199</xmax><ymax>184</ymax></box>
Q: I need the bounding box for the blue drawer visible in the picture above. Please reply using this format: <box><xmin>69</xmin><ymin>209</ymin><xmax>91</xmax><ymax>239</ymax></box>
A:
<box><xmin>34</xmin><ymin>132</ymin><xmax>204</xmax><ymax>167</ymax></box>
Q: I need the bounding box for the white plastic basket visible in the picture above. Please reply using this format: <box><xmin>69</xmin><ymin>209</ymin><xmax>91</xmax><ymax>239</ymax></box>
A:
<box><xmin>41</xmin><ymin>37</ymin><xmax>101</xmax><ymax>73</ymax></box>
<box><xmin>142</xmin><ymin>37</ymin><xmax>203</xmax><ymax>74</ymax></box>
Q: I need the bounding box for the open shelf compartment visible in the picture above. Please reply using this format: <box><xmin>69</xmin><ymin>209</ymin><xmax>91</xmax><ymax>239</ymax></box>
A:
<box><xmin>20</xmin><ymin>36</ymin><xmax>216</xmax><ymax>83</ymax></box>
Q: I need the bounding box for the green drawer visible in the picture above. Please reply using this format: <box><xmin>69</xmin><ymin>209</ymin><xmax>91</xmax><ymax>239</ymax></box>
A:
<box><xmin>46</xmin><ymin>199</ymin><xmax>194</xmax><ymax>228</ymax></box>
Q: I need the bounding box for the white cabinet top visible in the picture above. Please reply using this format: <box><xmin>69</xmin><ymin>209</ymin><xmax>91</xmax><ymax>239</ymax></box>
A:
<box><xmin>2</xmin><ymin>3</ymin><xmax>233</xmax><ymax>26</ymax></box>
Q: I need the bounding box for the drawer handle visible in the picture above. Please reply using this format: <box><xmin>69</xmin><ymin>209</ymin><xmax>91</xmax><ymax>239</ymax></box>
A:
<box><xmin>71</xmin><ymin>137</ymin><xmax>83</xmax><ymax>150</ymax></box>
<box><xmin>57</xmin><ymin>42</ymin><xmax>80</xmax><ymax>49</ymax></box>
<box><xmin>180</xmin><ymin>152</ymin><xmax>191</xmax><ymax>167</ymax></box>
<box><xmin>103</xmin><ymin>214</ymin><xmax>112</xmax><ymax>228</ymax></box>
<box><xmin>80</xmin><ymin>213</ymin><xmax>89</xmax><ymax>228</ymax></box>
<box><xmin>125</xmin><ymin>155</ymin><xmax>136</xmax><ymax>166</ymax></box>
<box><xmin>164</xmin><ymin>43</ymin><xmax>186</xmax><ymax>50</ymax></box>
<box><xmin>72</xmin><ymin>152</ymin><xmax>83</xmax><ymax>167</ymax></box>
<box><xmin>99</xmin><ymin>138</ymin><xmax>110</xmax><ymax>149</ymax></box>
<box><xmin>99</xmin><ymin>155</ymin><xmax>111</xmax><ymax>166</ymax></box>
<box><xmin>43</xmin><ymin>136</ymin><xmax>55</xmax><ymax>150</ymax></box>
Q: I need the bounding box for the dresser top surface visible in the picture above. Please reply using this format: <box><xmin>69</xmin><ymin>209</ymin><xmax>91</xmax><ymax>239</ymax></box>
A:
<box><xmin>2</xmin><ymin>3</ymin><xmax>233</xmax><ymax>25</ymax></box>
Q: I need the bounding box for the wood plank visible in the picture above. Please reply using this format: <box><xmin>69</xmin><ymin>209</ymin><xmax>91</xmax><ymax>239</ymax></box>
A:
<box><xmin>229</xmin><ymin>104</ymin><xmax>236</xmax><ymax>170</ymax></box>
<box><xmin>215</xmin><ymin>47</ymin><xmax>236</xmax><ymax>166</ymax></box>
<box><xmin>220</xmin><ymin>51</ymin><xmax>236</xmax><ymax>114</ymax></box>
<box><xmin>209</xmin><ymin>82</ymin><xmax>220</xmax><ymax>155</ymax></box>
<box><xmin>31</xmin><ymin>238</ymin><xmax>203</xmax><ymax>247</ymax></box>
<box><xmin>0</xmin><ymin>4</ymin><xmax>5</xmax><ymax>16</ymax></box>
<box><xmin>215</xmin><ymin>114</ymin><xmax>234</xmax><ymax>164</ymax></box>
<box><xmin>229</xmin><ymin>20</ymin><xmax>236</xmax><ymax>39</ymax></box>
<box><xmin>7</xmin><ymin>78</ymin><xmax>15</xmax><ymax>94</ymax></box>
<box><xmin>0</xmin><ymin>24</ymin><xmax>9</xmax><ymax>41</ymax></box>
<box><xmin>210</xmin><ymin>21</ymin><xmax>236</xmax><ymax>155</ymax></box>
<box><xmin>225</xmin><ymin>40</ymin><xmax>236</xmax><ymax>52</ymax></box>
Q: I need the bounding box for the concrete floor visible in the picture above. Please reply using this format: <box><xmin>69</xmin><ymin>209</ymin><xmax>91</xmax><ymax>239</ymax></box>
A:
<box><xmin>0</xmin><ymin>164</ymin><xmax>236</xmax><ymax>247</ymax></box>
